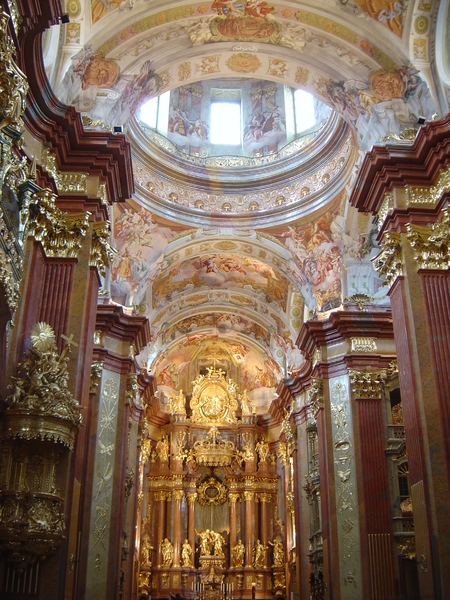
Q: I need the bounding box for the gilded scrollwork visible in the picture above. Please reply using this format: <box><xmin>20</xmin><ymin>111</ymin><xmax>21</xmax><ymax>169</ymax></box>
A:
<box><xmin>197</xmin><ymin>476</ymin><xmax>227</xmax><ymax>506</ymax></box>
<box><xmin>406</xmin><ymin>209</ymin><xmax>450</xmax><ymax>270</ymax></box>
<box><xmin>90</xmin><ymin>361</ymin><xmax>104</xmax><ymax>393</ymax></box>
<box><xmin>308</xmin><ymin>378</ymin><xmax>324</xmax><ymax>416</ymax></box>
<box><xmin>344</xmin><ymin>293</ymin><xmax>374</xmax><ymax>310</ymax></box>
<box><xmin>406</xmin><ymin>164</ymin><xmax>450</xmax><ymax>207</ymax></box>
<box><xmin>90</xmin><ymin>221</ymin><xmax>114</xmax><ymax>277</ymax></box>
<box><xmin>26</xmin><ymin>189</ymin><xmax>90</xmax><ymax>258</ymax></box>
<box><xmin>41</xmin><ymin>147</ymin><xmax>87</xmax><ymax>194</ymax></box>
<box><xmin>372</xmin><ymin>231</ymin><xmax>403</xmax><ymax>287</ymax></box>
<box><xmin>0</xmin><ymin>11</ymin><xmax>28</xmax><ymax>133</ymax></box>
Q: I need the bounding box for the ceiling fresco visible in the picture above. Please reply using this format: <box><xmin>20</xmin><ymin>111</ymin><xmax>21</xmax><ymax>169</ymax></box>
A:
<box><xmin>42</xmin><ymin>0</ymin><xmax>443</xmax><ymax>419</ymax></box>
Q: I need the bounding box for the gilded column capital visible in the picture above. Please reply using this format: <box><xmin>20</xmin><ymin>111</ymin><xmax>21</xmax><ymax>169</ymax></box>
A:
<box><xmin>90</xmin><ymin>221</ymin><xmax>114</xmax><ymax>277</ymax></box>
<box><xmin>228</xmin><ymin>492</ymin><xmax>240</xmax><ymax>504</ymax></box>
<box><xmin>377</xmin><ymin>192</ymin><xmax>394</xmax><ymax>229</ymax></box>
<box><xmin>406</xmin><ymin>209</ymin><xmax>450</xmax><ymax>270</ymax></box>
<box><xmin>349</xmin><ymin>367</ymin><xmax>387</xmax><ymax>399</ymax></box>
<box><xmin>243</xmin><ymin>491</ymin><xmax>254</xmax><ymax>502</ymax></box>
<box><xmin>27</xmin><ymin>189</ymin><xmax>90</xmax><ymax>258</ymax></box>
<box><xmin>186</xmin><ymin>492</ymin><xmax>197</xmax><ymax>504</ymax></box>
<box><xmin>308</xmin><ymin>378</ymin><xmax>324</xmax><ymax>416</ymax></box>
<box><xmin>173</xmin><ymin>489</ymin><xmax>184</xmax><ymax>501</ymax></box>
<box><xmin>258</xmin><ymin>493</ymin><xmax>272</xmax><ymax>503</ymax></box>
<box><xmin>372</xmin><ymin>231</ymin><xmax>403</xmax><ymax>287</ymax></box>
<box><xmin>154</xmin><ymin>491</ymin><xmax>170</xmax><ymax>502</ymax></box>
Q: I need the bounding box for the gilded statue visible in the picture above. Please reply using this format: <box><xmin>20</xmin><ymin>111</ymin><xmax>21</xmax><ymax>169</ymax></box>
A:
<box><xmin>161</xmin><ymin>537</ymin><xmax>174</xmax><ymax>567</ymax></box>
<box><xmin>156</xmin><ymin>434</ymin><xmax>169</xmax><ymax>462</ymax></box>
<box><xmin>253</xmin><ymin>539</ymin><xmax>267</xmax><ymax>568</ymax></box>
<box><xmin>255</xmin><ymin>437</ymin><xmax>269</xmax><ymax>463</ymax></box>
<box><xmin>231</xmin><ymin>539</ymin><xmax>245</xmax><ymax>567</ymax></box>
<box><xmin>141</xmin><ymin>538</ymin><xmax>153</xmax><ymax>567</ymax></box>
<box><xmin>196</xmin><ymin>529</ymin><xmax>212</xmax><ymax>556</ymax></box>
<box><xmin>211</xmin><ymin>530</ymin><xmax>225</xmax><ymax>557</ymax></box>
<box><xmin>181</xmin><ymin>539</ymin><xmax>193</xmax><ymax>567</ymax></box>
<box><xmin>170</xmin><ymin>389</ymin><xmax>186</xmax><ymax>413</ymax></box>
<box><xmin>269</xmin><ymin>539</ymin><xmax>284</xmax><ymax>566</ymax></box>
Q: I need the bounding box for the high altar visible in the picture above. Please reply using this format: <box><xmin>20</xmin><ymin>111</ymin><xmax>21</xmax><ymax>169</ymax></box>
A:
<box><xmin>139</xmin><ymin>365</ymin><xmax>289</xmax><ymax>600</ymax></box>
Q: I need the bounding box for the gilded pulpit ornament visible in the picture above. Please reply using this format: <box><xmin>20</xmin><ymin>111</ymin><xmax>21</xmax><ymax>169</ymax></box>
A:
<box><xmin>372</xmin><ymin>231</ymin><xmax>403</xmax><ymax>287</ymax></box>
<box><xmin>190</xmin><ymin>366</ymin><xmax>238</xmax><ymax>424</ymax></box>
<box><xmin>406</xmin><ymin>209</ymin><xmax>450</xmax><ymax>270</ymax></box>
<box><xmin>5</xmin><ymin>322</ymin><xmax>82</xmax><ymax>448</ymax></box>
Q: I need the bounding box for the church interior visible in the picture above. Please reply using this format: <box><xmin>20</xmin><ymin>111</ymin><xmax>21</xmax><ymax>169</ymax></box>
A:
<box><xmin>1</xmin><ymin>0</ymin><xmax>450</xmax><ymax>599</ymax></box>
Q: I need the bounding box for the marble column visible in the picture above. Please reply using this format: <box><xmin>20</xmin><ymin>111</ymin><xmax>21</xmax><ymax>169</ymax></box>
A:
<box><xmin>173</xmin><ymin>490</ymin><xmax>184</xmax><ymax>567</ymax></box>
<box><xmin>155</xmin><ymin>491</ymin><xmax>168</xmax><ymax>568</ymax></box>
<box><xmin>259</xmin><ymin>494</ymin><xmax>271</xmax><ymax>567</ymax></box>
<box><xmin>244</xmin><ymin>491</ymin><xmax>254</xmax><ymax>568</ymax></box>
<box><xmin>186</xmin><ymin>492</ymin><xmax>197</xmax><ymax>559</ymax></box>
<box><xmin>228</xmin><ymin>494</ymin><xmax>239</xmax><ymax>556</ymax></box>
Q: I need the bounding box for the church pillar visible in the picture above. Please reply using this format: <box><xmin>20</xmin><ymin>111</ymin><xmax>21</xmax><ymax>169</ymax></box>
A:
<box><xmin>350</xmin><ymin>117</ymin><xmax>450</xmax><ymax>598</ymax></box>
<box><xmin>349</xmin><ymin>368</ymin><xmax>396</xmax><ymax>599</ymax></box>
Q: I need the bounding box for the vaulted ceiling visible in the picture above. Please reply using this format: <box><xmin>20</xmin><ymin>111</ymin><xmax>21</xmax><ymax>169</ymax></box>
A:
<box><xmin>40</xmin><ymin>0</ymin><xmax>445</xmax><ymax>417</ymax></box>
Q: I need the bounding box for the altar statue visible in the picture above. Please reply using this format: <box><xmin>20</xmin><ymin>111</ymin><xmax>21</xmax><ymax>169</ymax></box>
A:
<box><xmin>253</xmin><ymin>539</ymin><xmax>267</xmax><ymax>568</ymax></box>
<box><xmin>181</xmin><ymin>539</ymin><xmax>193</xmax><ymax>567</ymax></box>
<box><xmin>231</xmin><ymin>539</ymin><xmax>245</xmax><ymax>567</ymax></box>
<box><xmin>211</xmin><ymin>530</ymin><xmax>225</xmax><ymax>557</ymax></box>
<box><xmin>161</xmin><ymin>538</ymin><xmax>174</xmax><ymax>567</ymax></box>
<box><xmin>196</xmin><ymin>529</ymin><xmax>212</xmax><ymax>556</ymax></box>
<box><xmin>269</xmin><ymin>539</ymin><xmax>284</xmax><ymax>566</ymax></box>
<box><xmin>156</xmin><ymin>434</ymin><xmax>169</xmax><ymax>462</ymax></box>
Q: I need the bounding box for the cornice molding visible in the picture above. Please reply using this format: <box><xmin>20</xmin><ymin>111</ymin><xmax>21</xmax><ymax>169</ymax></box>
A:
<box><xmin>296</xmin><ymin>309</ymin><xmax>394</xmax><ymax>357</ymax></box>
<box><xmin>349</xmin><ymin>113</ymin><xmax>450</xmax><ymax>214</ymax></box>
<box><xmin>13</xmin><ymin>1</ymin><xmax>134</xmax><ymax>203</ymax></box>
<box><xmin>96</xmin><ymin>304</ymin><xmax>151</xmax><ymax>353</ymax></box>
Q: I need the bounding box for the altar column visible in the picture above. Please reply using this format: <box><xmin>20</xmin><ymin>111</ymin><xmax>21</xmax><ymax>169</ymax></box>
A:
<box><xmin>186</xmin><ymin>492</ymin><xmax>197</xmax><ymax>558</ymax></box>
<box><xmin>244</xmin><ymin>490</ymin><xmax>254</xmax><ymax>568</ymax></box>
<box><xmin>229</xmin><ymin>494</ymin><xmax>239</xmax><ymax>553</ymax></box>
<box><xmin>155</xmin><ymin>491</ymin><xmax>168</xmax><ymax>568</ymax></box>
<box><xmin>173</xmin><ymin>490</ymin><xmax>184</xmax><ymax>567</ymax></box>
<box><xmin>259</xmin><ymin>494</ymin><xmax>271</xmax><ymax>567</ymax></box>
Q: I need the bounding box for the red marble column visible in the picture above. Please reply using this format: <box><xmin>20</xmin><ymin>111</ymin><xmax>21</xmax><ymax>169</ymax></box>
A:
<box><xmin>244</xmin><ymin>491</ymin><xmax>254</xmax><ymax>567</ymax></box>
<box><xmin>229</xmin><ymin>494</ymin><xmax>239</xmax><ymax>558</ymax></box>
<box><xmin>259</xmin><ymin>495</ymin><xmax>270</xmax><ymax>567</ymax></box>
<box><xmin>187</xmin><ymin>492</ymin><xmax>197</xmax><ymax>560</ymax></box>
<box><xmin>155</xmin><ymin>492</ymin><xmax>167</xmax><ymax>568</ymax></box>
<box><xmin>172</xmin><ymin>490</ymin><xmax>184</xmax><ymax>567</ymax></box>
<box><xmin>352</xmin><ymin>384</ymin><xmax>396</xmax><ymax>599</ymax></box>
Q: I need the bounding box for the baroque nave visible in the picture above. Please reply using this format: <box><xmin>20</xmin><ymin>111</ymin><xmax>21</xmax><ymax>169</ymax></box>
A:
<box><xmin>1</xmin><ymin>0</ymin><xmax>450</xmax><ymax>599</ymax></box>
